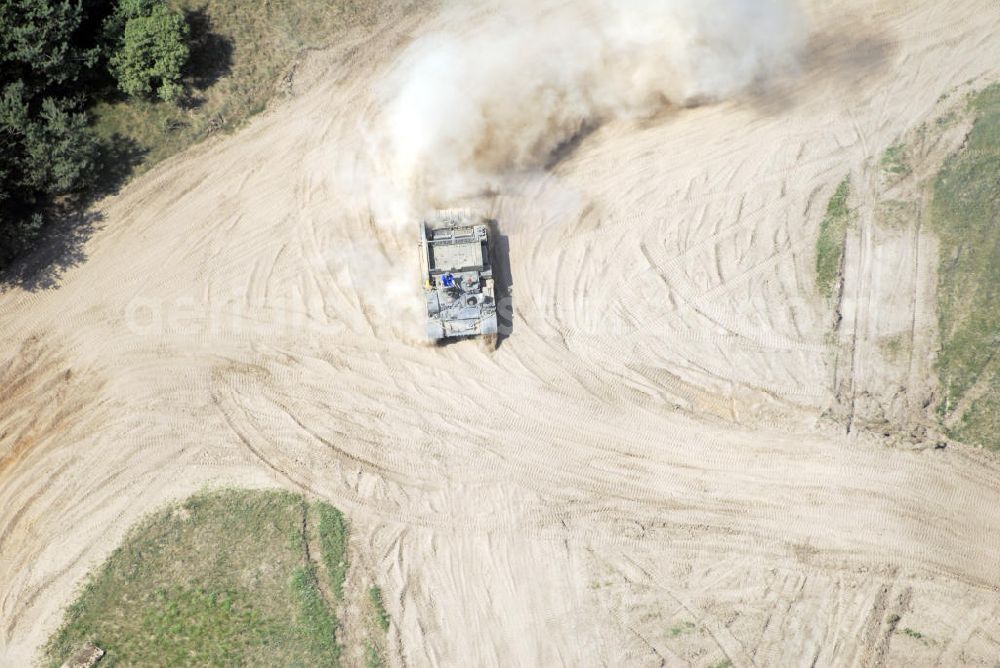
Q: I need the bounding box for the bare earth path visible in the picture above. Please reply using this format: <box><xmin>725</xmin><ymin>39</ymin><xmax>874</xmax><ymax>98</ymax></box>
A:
<box><xmin>3</xmin><ymin>1</ymin><xmax>1000</xmax><ymax>665</ymax></box>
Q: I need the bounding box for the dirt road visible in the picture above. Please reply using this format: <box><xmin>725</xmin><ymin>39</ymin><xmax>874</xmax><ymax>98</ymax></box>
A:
<box><xmin>3</xmin><ymin>1</ymin><xmax>1000</xmax><ymax>665</ymax></box>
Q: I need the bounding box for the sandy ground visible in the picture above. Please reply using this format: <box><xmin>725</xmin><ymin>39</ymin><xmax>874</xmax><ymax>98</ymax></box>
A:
<box><xmin>3</xmin><ymin>1</ymin><xmax>1000</xmax><ymax>665</ymax></box>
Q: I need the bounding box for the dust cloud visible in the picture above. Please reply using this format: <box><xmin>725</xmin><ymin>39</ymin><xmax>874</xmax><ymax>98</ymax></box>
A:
<box><xmin>377</xmin><ymin>0</ymin><xmax>807</xmax><ymax>211</ymax></box>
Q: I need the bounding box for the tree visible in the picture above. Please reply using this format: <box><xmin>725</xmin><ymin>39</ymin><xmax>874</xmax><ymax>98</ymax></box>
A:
<box><xmin>107</xmin><ymin>0</ymin><xmax>189</xmax><ymax>102</ymax></box>
<box><xmin>0</xmin><ymin>0</ymin><xmax>96</xmax><ymax>94</ymax></box>
<box><xmin>27</xmin><ymin>98</ymin><xmax>97</xmax><ymax>193</ymax></box>
<box><xmin>0</xmin><ymin>0</ymin><xmax>192</xmax><ymax>271</ymax></box>
<box><xmin>0</xmin><ymin>0</ymin><xmax>101</xmax><ymax>269</ymax></box>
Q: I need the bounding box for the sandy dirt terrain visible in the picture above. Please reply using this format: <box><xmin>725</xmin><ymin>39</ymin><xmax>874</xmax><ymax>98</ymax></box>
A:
<box><xmin>3</xmin><ymin>0</ymin><xmax>1000</xmax><ymax>665</ymax></box>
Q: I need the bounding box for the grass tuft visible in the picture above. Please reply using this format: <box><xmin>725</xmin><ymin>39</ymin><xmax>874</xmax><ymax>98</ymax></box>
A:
<box><xmin>364</xmin><ymin>638</ymin><xmax>384</xmax><ymax>668</ymax></box>
<box><xmin>880</xmin><ymin>143</ymin><xmax>911</xmax><ymax>179</ymax></box>
<box><xmin>815</xmin><ymin>175</ymin><xmax>853</xmax><ymax>299</ymax></box>
<box><xmin>317</xmin><ymin>503</ymin><xmax>349</xmax><ymax>601</ymax></box>
<box><xmin>369</xmin><ymin>585</ymin><xmax>390</xmax><ymax>632</ymax></box>
<box><xmin>667</xmin><ymin>620</ymin><xmax>696</xmax><ymax>637</ymax></box>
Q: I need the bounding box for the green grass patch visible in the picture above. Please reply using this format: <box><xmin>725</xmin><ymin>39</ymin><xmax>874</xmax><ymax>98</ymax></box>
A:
<box><xmin>362</xmin><ymin>584</ymin><xmax>390</xmax><ymax>665</ymax></box>
<box><xmin>900</xmin><ymin>626</ymin><xmax>933</xmax><ymax>646</ymax></box>
<box><xmin>364</xmin><ymin>638</ymin><xmax>384</xmax><ymax>668</ymax></box>
<box><xmin>930</xmin><ymin>82</ymin><xmax>1000</xmax><ymax>449</ymax></box>
<box><xmin>317</xmin><ymin>503</ymin><xmax>348</xmax><ymax>601</ymax></box>
<box><xmin>45</xmin><ymin>489</ymin><xmax>348</xmax><ymax>667</ymax></box>
<box><xmin>815</xmin><ymin>175</ymin><xmax>853</xmax><ymax>299</ymax></box>
<box><xmin>93</xmin><ymin>0</ymin><xmax>380</xmax><ymax>173</ymax></box>
<box><xmin>969</xmin><ymin>82</ymin><xmax>1000</xmax><ymax>113</ymax></box>
<box><xmin>667</xmin><ymin>620</ymin><xmax>696</xmax><ymax>637</ymax></box>
<box><xmin>291</xmin><ymin>565</ymin><xmax>341</xmax><ymax>665</ymax></box>
<box><xmin>948</xmin><ymin>383</ymin><xmax>1000</xmax><ymax>448</ymax></box>
<box><xmin>369</xmin><ymin>585</ymin><xmax>390</xmax><ymax>633</ymax></box>
<box><xmin>880</xmin><ymin>143</ymin><xmax>911</xmax><ymax>179</ymax></box>
<box><xmin>935</xmin><ymin>111</ymin><xmax>960</xmax><ymax>129</ymax></box>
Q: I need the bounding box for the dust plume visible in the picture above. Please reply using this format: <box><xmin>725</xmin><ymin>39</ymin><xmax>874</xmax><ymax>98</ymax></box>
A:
<box><xmin>377</xmin><ymin>0</ymin><xmax>807</xmax><ymax>212</ymax></box>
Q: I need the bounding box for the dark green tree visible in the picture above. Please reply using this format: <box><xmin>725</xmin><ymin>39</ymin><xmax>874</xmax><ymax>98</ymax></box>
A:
<box><xmin>0</xmin><ymin>0</ymin><xmax>102</xmax><ymax>269</ymax></box>
<box><xmin>0</xmin><ymin>0</ymin><xmax>96</xmax><ymax>94</ymax></box>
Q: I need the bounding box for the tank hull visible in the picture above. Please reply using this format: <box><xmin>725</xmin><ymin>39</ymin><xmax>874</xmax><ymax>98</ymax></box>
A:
<box><xmin>418</xmin><ymin>212</ymin><xmax>498</xmax><ymax>342</ymax></box>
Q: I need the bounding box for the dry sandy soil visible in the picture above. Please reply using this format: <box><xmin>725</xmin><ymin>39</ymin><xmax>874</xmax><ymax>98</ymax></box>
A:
<box><xmin>3</xmin><ymin>1</ymin><xmax>1000</xmax><ymax>665</ymax></box>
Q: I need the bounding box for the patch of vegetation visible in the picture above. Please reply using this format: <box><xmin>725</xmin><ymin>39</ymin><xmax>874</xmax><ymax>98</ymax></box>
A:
<box><xmin>361</xmin><ymin>582</ymin><xmax>390</xmax><ymax>666</ymax></box>
<box><xmin>815</xmin><ymin>175</ymin><xmax>853</xmax><ymax>299</ymax></box>
<box><xmin>880</xmin><ymin>143</ymin><xmax>911</xmax><ymax>179</ymax></box>
<box><xmin>876</xmin><ymin>199</ymin><xmax>918</xmax><ymax>230</ymax></box>
<box><xmin>969</xmin><ymin>82</ymin><xmax>1000</xmax><ymax>112</ymax></box>
<box><xmin>878</xmin><ymin>333</ymin><xmax>908</xmax><ymax>362</ymax></box>
<box><xmin>107</xmin><ymin>0</ymin><xmax>191</xmax><ymax>102</ymax></box>
<box><xmin>45</xmin><ymin>489</ymin><xmax>348</xmax><ymax>667</ymax></box>
<box><xmin>291</xmin><ymin>565</ymin><xmax>341</xmax><ymax>665</ymax></box>
<box><xmin>948</xmin><ymin>389</ymin><xmax>1000</xmax><ymax>449</ymax></box>
<box><xmin>899</xmin><ymin>626</ymin><xmax>934</xmax><ymax>646</ymax></box>
<box><xmin>369</xmin><ymin>585</ymin><xmax>390</xmax><ymax>632</ymax></box>
<box><xmin>317</xmin><ymin>503</ymin><xmax>348</xmax><ymax>600</ymax></box>
<box><xmin>364</xmin><ymin>638</ymin><xmax>384</xmax><ymax>668</ymax></box>
<box><xmin>668</xmin><ymin>620</ymin><xmax>696</xmax><ymax>637</ymax></box>
<box><xmin>709</xmin><ymin>660</ymin><xmax>733</xmax><ymax>668</ymax></box>
<box><xmin>935</xmin><ymin>111</ymin><xmax>959</xmax><ymax>129</ymax></box>
<box><xmin>930</xmin><ymin>82</ymin><xmax>1000</xmax><ymax>450</ymax></box>
<box><xmin>132</xmin><ymin>586</ymin><xmax>277</xmax><ymax>664</ymax></box>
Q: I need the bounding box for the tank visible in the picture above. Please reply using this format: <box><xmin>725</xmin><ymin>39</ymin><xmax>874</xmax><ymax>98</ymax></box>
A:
<box><xmin>418</xmin><ymin>211</ymin><xmax>498</xmax><ymax>343</ymax></box>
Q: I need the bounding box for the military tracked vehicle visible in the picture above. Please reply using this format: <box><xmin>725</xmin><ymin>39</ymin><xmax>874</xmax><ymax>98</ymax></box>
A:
<box><xmin>418</xmin><ymin>211</ymin><xmax>498</xmax><ymax>343</ymax></box>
